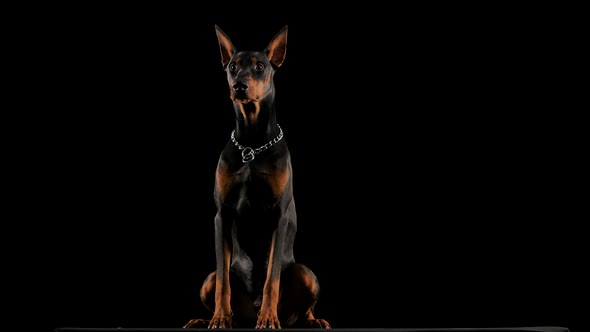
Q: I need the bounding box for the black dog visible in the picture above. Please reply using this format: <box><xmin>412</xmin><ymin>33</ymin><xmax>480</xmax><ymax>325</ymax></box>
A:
<box><xmin>183</xmin><ymin>25</ymin><xmax>330</xmax><ymax>329</ymax></box>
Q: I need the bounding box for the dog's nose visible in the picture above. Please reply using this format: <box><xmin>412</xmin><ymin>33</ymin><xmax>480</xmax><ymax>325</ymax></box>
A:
<box><xmin>233</xmin><ymin>82</ymin><xmax>248</xmax><ymax>92</ymax></box>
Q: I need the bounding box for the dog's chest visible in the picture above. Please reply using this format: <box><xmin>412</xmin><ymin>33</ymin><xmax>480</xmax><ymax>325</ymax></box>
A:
<box><xmin>218</xmin><ymin>165</ymin><xmax>286</xmax><ymax>263</ymax></box>
<box><xmin>216</xmin><ymin>163</ymin><xmax>289</xmax><ymax>214</ymax></box>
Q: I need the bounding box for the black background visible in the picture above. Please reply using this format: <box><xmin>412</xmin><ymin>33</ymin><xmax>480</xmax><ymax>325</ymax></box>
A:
<box><xmin>17</xmin><ymin>3</ymin><xmax>584</xmax><ymax>332</ymax></box>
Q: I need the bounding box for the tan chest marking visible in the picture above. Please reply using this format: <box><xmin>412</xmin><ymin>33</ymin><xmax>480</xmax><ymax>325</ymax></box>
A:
<box><xmin>215</xmin><ymin>163</ymin><xmax>290</xmax><ymax>199</ymax></box>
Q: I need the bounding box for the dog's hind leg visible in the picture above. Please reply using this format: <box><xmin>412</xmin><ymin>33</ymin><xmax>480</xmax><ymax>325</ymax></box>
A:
<box><xmin>184</xmin><ymin>271</ymin><xmax>260</xmax><ymax>328</ymax></box>
<box><xmin>183</xmin><ymin>272</ymin><xmax>216</xmax><ymax>328</ymax></box>
<box><xmin>278</xmin><ymin>263</ymin><xmax>331</xmax><ymax>328</ymax></box>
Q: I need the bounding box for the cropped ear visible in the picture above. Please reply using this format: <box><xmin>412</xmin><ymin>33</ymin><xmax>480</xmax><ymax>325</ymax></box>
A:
<box><xmin>265</xmin><ymin>25</ymin><xmax>288</xmax><ymax>67</ymax></box>
<box><xmin>215</xmin><ymin>25</ymin><xmax>235</xmax><ymax>67</ymax></box>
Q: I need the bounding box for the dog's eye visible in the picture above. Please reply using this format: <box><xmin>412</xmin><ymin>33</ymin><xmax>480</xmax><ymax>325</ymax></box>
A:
<box><xmin>255</xmin><ymin>62</ymin><xmax>265</xmax><ymax>71</ymax></box>
<box><xmin>229</xmin><ymin>63</ymin><xmax>237</xmax><ymax>72</ymax></box>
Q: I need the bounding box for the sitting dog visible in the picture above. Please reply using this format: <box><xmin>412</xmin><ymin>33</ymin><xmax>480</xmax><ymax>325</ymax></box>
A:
<box><xmin>183</xmin><ymin>25</ymin><xmax>330</xmax><ymax>329</ymax></box>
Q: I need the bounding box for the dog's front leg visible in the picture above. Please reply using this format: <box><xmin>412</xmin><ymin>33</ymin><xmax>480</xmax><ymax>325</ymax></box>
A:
<box><xmin>256</xmin><ymin>226</ymin><xmax>287</xmax><ymax>329</ymax></box>
<box><xmin>209</xmin><ymin>213</ymin><xmax>233</xmax><ymax>329</ymax></box>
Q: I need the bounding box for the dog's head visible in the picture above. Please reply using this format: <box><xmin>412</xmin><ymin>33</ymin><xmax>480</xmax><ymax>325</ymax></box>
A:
<box><xmin>215</xmin><ymin>25</ymin><xmax>287</xmax><ymax>104</ymax></box>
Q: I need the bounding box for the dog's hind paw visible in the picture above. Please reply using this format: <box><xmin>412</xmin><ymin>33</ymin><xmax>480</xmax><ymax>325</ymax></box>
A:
<box><xmin>305</xmin><ymin>318</ymin><xmax>331</xmax><ymax>329</ymax></box>
<box><xmin>183</xmin><ymin>318</ymin><xmax>210</xmax><ymax>328</ymax></box>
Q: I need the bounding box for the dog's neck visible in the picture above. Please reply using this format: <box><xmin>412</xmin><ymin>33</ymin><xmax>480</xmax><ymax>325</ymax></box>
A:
<box><xmin>232</xmin><ymin>93</ymin><xmax>280</xmax><ymax>147</ymax></box>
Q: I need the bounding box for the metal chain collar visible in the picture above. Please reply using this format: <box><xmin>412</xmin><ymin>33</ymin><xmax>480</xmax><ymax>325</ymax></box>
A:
<box><xmin>230</xmin><ymin>124</ymin><xmax>284</xmax><ymax>163</ymax></box>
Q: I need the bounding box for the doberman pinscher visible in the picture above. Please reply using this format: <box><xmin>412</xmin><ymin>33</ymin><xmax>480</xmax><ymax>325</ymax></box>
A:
<box><xmin>183</xmin><ymin>25</ymin><xmax>330</xmax><ymax>329</ymax></box>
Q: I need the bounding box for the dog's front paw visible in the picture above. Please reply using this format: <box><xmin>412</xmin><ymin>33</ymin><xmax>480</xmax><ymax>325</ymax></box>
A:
<box><xmin>208</xmin><ymin>314</ymin><xmax>232</xmax><ymax>329</ymax></box>
<box><xmin>256</xmin><ymin>310</ymin><xmax>281</xmax><ymax>329</ymax></box>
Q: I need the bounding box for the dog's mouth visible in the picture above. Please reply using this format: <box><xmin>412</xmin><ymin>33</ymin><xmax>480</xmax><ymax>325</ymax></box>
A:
<box><xmin>233</xmin><ymin>97</ymin><xmax>258</xmax><ymax>104</ymax></box>
<box><xmin>231</xmin><ymin>83</ymin><xmax>261</xmax><ymax>104</ymax></box>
